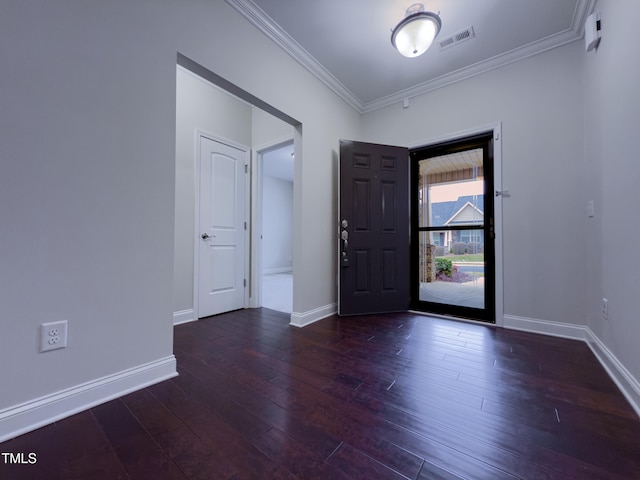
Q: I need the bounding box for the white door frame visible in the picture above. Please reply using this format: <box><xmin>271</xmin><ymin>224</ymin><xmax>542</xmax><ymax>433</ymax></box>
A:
<box><xmin>406</xmin><ymin>122</ymin><xmax>504</xmax><ymax>327</ymax></box>
<box><xmin>249</xmin><ymin>136</ymin><xmax>295</xmax><ymax>310</ymax></box>
<box><xmin>193</xmin><ymin>131</ymin><xmax>250</xmax><ymax>320</ymax></box>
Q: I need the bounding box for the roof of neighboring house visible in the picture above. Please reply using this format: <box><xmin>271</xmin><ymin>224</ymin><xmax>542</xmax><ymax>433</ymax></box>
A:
<box><xmin>446</xmin><ymin>202</ymin><xmax>484</xmax><ymax>225</ymax></box>
<box><xmin>430</xmin><ymin>195</ymin><xmax>484</xmax><ymax>227</ymax></box>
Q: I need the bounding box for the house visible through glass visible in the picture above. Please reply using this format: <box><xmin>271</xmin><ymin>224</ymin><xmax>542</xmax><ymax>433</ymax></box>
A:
<box><xmin>418</xmin><ymin>148</ymin><xmax>485</xmax><ymax>309</ymax></box>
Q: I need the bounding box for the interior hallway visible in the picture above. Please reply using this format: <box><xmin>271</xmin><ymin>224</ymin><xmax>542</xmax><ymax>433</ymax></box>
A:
<box><xmin>262</xmin><ymin>272</ymin><xmax>293</xmax><ymax>313</ymax></box>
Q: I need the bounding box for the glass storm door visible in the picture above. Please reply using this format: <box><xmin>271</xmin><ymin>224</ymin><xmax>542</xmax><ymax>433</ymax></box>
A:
<box><xmin>410</xmin><ymin>133</ymin><xmax>495</xmax><ymax>323</ymax></box>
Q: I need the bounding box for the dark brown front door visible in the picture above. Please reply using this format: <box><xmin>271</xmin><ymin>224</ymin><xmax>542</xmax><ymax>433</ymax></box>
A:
<box><xmin>338</xmin><ymin>140</ymin><xmax>410</xmax><ymax>315</ymax></box>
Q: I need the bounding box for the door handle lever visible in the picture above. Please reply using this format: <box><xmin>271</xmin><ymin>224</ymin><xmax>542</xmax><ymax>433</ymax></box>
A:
<box><xmin>201</xmin><ymin>233</ymin><xmax>215</xmax><ymax>240</ymax></box>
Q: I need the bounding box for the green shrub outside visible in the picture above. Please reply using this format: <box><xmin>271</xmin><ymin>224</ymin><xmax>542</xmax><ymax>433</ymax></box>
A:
<box><xmin>435</xmin><ymin>258</ymin><xmax>452</xmax><ymax>277</ymax></box>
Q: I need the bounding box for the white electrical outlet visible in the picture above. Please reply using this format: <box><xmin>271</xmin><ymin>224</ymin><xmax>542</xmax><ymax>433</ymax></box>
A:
<box><xmin>40</xmin><ymin>320</ymin><xmax>68</xmax><ymax>352</ymax></box>
<box><xmin>602</xmin><ymin>298</ymin><xmax>608</xmax><ymax>321</ymax></box>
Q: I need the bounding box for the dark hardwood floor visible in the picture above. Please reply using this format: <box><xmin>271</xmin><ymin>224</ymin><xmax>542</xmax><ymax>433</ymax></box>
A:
<box><xmin>2</xmin><ymin>309</ymin><xmax>640</xmax><ymax>479</ymax></box>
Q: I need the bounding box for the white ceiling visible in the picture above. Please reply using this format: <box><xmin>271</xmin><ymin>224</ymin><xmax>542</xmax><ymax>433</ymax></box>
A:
<box><xmin>227</xmin><ymin>0</ymin><xmax>595</xmax><ymax>113</ymax></box>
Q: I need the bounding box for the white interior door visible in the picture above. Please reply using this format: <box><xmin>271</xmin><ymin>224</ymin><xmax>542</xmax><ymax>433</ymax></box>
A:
<box><xmin>198</xmin><ymin>136</ymin><xmax>247</xmax><ymax>318</ymax></box>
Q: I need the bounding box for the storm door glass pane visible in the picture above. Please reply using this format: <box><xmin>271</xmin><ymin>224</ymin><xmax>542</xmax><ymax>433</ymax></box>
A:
<box><xmin>417</xmin><ymin>148</ymin><xmax>485</xmax><ymax>309</ymax></box>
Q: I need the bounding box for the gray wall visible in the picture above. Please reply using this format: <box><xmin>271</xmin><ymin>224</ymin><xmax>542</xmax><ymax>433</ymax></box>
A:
<box><xmin>583</xmin><ymin>0</ymin><xmax>640</xmax><ymax>385</ymax></box>
<box><xmin>0</xmin><ymin>0</ymin><xmax>361</xmax><ymax>424</ymax></box>
<box><xmin>362</xmin><ymin>41</ymin><xmax>586</xmax><ymax>326</ymax></box>
<box><xmin>1</xmin><ymin>1</ymin><xmax>178</xmax><ymax>410</ymax></box>
<box><xmin>262</xmin><ymin>175</ymin><xmax>293</xmax><ymax>273</ymax></box>
<box><xmin>252</xmin><ymin>108</ymin><xmax>294</xmax><ymax>149</ymax></box>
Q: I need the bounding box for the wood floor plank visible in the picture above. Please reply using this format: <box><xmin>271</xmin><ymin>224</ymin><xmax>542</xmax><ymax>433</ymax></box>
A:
<box><xmin>252</xmin><ymin>426</ymin><xmax>352</xmax><ymax>480</ymax></box>
<box><xmin>0</xmin><ymin>411</ymin><xmax>127</xmax><ymax>480</ymax></box>
<box><xmin>2</xmin><ymin>308</ymin><xmax>639</xmax><ymax>479</ymax></box>
<box><xmin>182</xmin><ymin>346</ymin><xmax>421</xmax><ymax>473</ymax></box>
<box><xmin>359</xmin><ymin>394</ymin><xmax>577</xmax><ymax>479</ymax></box>
<box><xmin>327</xmin><ymin>443</ymin><xmax>409</xmax><ymax>480</ymax></box>
<box><xmin>91</xmin><ymin>400</ymin><xmax>186</xmax><ymax>479</ymax></box>
<box><xmin>121</xmin><ymin>389</ymin><xmax>242</xmax><ymax>480</ymax></box>
<box><xmin>147</xmin><ymin>379</ymin><xmax>286</xmax><ymax>479</ymax></box>
<box><xmin>416</xmin><ymin>460</ymin><xmax>465</xmax><ymax>480</ymax></box>
<box><xmin>281</xmin><ymin>380</ymin><xmax>424</xmax><ymax>478</ymax></box>
<box><xmin>178</xmin><ymin>342</ymin><xmax>424</xmax><ymax>478</ymax></box>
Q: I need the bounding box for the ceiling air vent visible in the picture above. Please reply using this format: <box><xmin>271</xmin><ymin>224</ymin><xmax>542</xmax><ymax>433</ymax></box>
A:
<box><xmin>439</xmin><ymin>26</ymin><xmax>475</xmax><ymax>50</ymax></box>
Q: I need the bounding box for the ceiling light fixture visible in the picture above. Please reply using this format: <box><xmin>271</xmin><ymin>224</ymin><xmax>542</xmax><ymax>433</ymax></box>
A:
<box><xmin>391</xmin><ymin>3</ymin><xmax>442</xmax><ymax>58</ymax></box>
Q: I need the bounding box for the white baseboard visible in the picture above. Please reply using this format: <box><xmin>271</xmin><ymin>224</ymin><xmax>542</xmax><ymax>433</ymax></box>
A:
<box><xmin>290</xmin><ymin>303</ymin><xmax>337</xmax><ymax>328</ymax></box>
<box><xmin>263</xmin><ymin>267</ymin><xmax>293</xmax><ymax>275</ymax></box>
<box><xmin>585</xmin><ymin>331</ymin><xmax>640</xmax><ymax>419</ymax></box>
<box><xmin>503</xmin><ymin>314</ymin><xmax>589</xmax><ymax>341</ymax></box>
<box><xmin>0</xmin><ymin>355</ymin><xmax>178</xmax><ymax>443</ymax></box>
<box><xmin>173</xmin><ymin>309</ymin><xmax>195</xmax><ymax>325</ymax></box>
<box><xmin>503</xmin><ymin>314</ymin><xmax>640</xmax><ymax>418</ymax></box>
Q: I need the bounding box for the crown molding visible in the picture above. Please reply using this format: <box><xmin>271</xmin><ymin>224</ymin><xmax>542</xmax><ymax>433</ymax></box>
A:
<box><xmin>227</xmin><ymin>0</ymin><xmax>595</xmax><ymax>114</ymax></box>
<box><xmin>361</xmin><ymin>27</ymin><xmax>582</xmax><ymax>113</ymax></box>
<box><xmin>571</xmin><ymin>0</ymin><xmax>598</xmax><ymax>37</ymax></box>
<box><xmin>363</xmin><ymin>0</ymin><xmax>596</xmax><ymax>112</ymax></box>
<box><xmin>225</xmin><ymin>0</ymin><xmax>363</xmax><ymax>112</ymax></box>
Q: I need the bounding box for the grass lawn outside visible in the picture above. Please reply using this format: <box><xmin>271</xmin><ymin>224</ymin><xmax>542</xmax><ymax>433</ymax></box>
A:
<box><xmin>437</xmin><ymin>253</ymin><xmax>484</xmax><ymax>263</ymax></box>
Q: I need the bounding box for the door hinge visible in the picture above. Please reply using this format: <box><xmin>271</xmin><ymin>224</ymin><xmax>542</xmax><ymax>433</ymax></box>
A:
<box><xmin>243</xmin><ymin>279</ymin><xmax>247</xmax><ymax>287</ymax></box>
<box><xmin>244</xmin><ymin>221</ymin><xmax>247</xmax><ymax>230</ymax></box>
<box><xmin>245</xmin><ymin>164</ymin><xmax>249</xmax><ymax>174</ymax></box>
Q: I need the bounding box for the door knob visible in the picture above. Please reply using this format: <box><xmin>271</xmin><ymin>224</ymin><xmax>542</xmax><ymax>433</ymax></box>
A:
<box><xmin>201</xmin><ymin>233</ymin><xmax>214</xmax><ymax>239</ymax></box>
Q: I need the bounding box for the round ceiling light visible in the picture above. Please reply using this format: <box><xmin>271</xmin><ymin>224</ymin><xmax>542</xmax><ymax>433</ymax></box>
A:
<box><xmin>391</xmin><ymin>3</ymin><xmax>442</xmax><ymax>58</ymax></box>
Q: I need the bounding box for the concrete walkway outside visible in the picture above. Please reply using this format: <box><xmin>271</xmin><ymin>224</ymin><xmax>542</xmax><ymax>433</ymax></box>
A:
<box><xmin>419</xmin><ymin>277</ymin><xmax>484</xmax><ymax>309</ymax></box>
